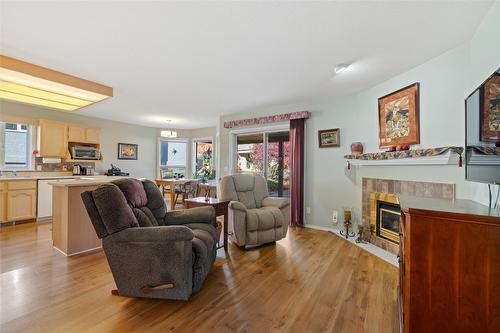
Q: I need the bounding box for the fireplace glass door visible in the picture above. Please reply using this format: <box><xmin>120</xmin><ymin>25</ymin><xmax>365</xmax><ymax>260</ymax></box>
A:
<box><xmin>376</xmin><ymin>201</ymin><xmax>401</xmax><ymax>244</ymax></box>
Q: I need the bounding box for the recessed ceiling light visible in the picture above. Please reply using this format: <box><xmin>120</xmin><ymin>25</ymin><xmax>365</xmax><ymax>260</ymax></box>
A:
<box><xmin>334</xmin><ymin>64</ymin><xmax>351</xmax><ymax>74</ymax></box>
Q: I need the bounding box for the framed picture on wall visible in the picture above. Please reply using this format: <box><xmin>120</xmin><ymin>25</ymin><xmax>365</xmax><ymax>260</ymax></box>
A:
<box><xmin>378</xmin><ymin>83</ymin><xmax>420</xmax><ymax>148</ymax></box>
<box><xmin>480</xmin><ymin>73</ymin><xmax>500</xmax><ymax>142</ymax></box>
<box><xmin>318</xmin><ymin>128</ymin><xmax>340</xmax><ymax>148</ymax></box>
<box><xmin>118</xmin><ymin>143</ymin><xmax>138</xmax><ymax>160</ymax></box>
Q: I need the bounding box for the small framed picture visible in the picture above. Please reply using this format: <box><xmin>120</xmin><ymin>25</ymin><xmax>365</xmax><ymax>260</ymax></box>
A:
<box><xmin>118</xmin><ymin>143</ymin><xmax>138</xmax><ymax>160</ymax></box>
<box><xmin>318</xmin><ymin>128</ymin><xmax>340</xmax><ymax>148</ymax></box>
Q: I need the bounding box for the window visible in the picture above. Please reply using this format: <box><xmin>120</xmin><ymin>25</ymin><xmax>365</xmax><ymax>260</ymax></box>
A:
<box><xmin>193</xmin><ymin>139</ymin><xmax>214</xmax><ymax>180</ymax></box>
<box><xmin>1</xmin><ymin>122</ymin><xmax>33</xmax><ymax>169</ymax></box>
<box><xmin>159</xmin><ymin>139</ymin><xmax>187</xmax><ymax>178</ymax></box>
<box><xmin>234</xmin><ymin>129</ymin><xmax>290</xmax><ymax>197</ymax></box>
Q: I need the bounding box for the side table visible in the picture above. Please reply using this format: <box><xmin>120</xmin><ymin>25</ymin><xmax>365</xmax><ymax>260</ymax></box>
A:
<box><xmin>184</xmin><ymin>197</ymin><xmax>229</xmax><ymax>252</ymax></box>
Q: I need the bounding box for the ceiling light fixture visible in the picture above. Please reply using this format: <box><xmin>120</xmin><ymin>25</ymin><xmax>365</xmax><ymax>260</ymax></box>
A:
<box><xmin>161</xmin><ymin>120</ymin><xmax>177</xmax><ymax>138</ymax></box>
<box><xmin>334</xmin><ymin>63</ymin><xmax>351</xmax><ymax>74</ymax></box>
<box><xmin>0</xmin><ymin>55</ymin><xmax>113</xmax><ymax>111</ymax></box>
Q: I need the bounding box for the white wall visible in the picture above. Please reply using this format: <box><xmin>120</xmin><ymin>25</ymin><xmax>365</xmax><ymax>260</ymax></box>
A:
<box><xmin>217</xmin><ymin>3</ymin><xmax>500</xmax><ymax>228</ymax></box>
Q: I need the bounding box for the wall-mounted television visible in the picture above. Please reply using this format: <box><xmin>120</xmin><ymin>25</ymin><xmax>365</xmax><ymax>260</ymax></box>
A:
<box><xmin>465</xmin><ymin>67</ymin><xmax>500</xmax><ymax>185</ymax></box>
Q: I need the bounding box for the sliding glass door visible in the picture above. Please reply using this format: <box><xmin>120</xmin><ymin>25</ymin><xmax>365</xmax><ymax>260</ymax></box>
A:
<box><xmin>235</xmin><ymin>130</ymin><xmax>290</xmax><ymax>197</ymax></box>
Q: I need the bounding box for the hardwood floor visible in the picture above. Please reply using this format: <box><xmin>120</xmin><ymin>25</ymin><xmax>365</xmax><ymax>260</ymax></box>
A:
<box><xmin>0</xmin><ymin>222</ymin><xmax>398</xmax><ymax>333</ymax></box>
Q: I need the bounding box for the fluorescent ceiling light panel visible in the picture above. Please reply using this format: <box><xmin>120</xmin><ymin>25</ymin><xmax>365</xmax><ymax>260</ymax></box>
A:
<box><xmin>0</xmin><ymin>55</ymin><xmax>113</xmax><ymax>111</ymax></box>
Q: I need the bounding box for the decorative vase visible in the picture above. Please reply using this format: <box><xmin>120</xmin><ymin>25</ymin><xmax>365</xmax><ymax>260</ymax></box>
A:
<box><xmin>350</xmin><ymin>142</ymin><xmax>363</xmax><ymax>155</ymax></box>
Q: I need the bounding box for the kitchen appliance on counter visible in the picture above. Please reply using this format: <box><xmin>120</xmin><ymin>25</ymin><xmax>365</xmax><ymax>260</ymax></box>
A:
<box><xmin>105</xmin><ymin>164</ymin><xmax>129</xmax><ymax>176</ymax></box>
<box><xmin>71</xmin><ymin>146</ymin><xmax>101</xmax><ymax>160</ymax></box>
<box><xmin>73</xmin><ymin>165</ymin><xmax>95</xmax><ymax>176</ymax></box>
<box><xmin>73</xmin><ymin>164</ymin><xmax>81</xmax><ymax>175</ymax></box>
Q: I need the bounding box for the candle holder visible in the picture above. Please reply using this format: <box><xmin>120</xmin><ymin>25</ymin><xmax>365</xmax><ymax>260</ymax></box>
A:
<box><xmin>340</xmin><ymin>207</ymin><xmax>355</xmax><ymax>239</ymax></box>
<box><xmin>355</xmin><ymin>223</ymin><xmax>368</xmax><ymax>244</ymax></box>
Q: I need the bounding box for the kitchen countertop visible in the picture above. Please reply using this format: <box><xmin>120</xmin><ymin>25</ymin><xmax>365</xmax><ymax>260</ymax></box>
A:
<box><xmin>48</xmin><ymin>176</ymin><xmax>132</xmax><ymax>187</ymax></box>
<box><xmin>0</xmin><ymin>175</ymin><xmax>76</xmax><ymax>181</ymax></box>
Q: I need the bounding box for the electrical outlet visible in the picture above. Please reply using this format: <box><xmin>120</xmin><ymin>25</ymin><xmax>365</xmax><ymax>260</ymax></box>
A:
<box><xmin>306</xmin><ymin>207</ymin><xmax>311</xmax><ymax>214</ymax></box>
<box><xmin>332</xmin><ymin>210</ymin><xmax>338</xmax><ymax>223</ymax></box>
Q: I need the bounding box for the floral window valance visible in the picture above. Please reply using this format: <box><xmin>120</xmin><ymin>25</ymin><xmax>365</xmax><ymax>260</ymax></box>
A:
<box><xmin>223</xmin><ymin>111</ymin><xmax>311</xmax><ymax>129</ymax></box>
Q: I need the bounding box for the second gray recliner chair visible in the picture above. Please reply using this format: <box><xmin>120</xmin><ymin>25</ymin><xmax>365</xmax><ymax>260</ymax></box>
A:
<box><xmin>219</xmin><ymin>173</ymin><xmax>289</xmax><ymax>247</ymax></box>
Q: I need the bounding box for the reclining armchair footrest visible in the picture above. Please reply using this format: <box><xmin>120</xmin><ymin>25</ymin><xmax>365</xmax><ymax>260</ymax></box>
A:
<box><xmin>141</xmin><ymin>283</ymin><xmax>174</xmax><ymax>293</ymax></box>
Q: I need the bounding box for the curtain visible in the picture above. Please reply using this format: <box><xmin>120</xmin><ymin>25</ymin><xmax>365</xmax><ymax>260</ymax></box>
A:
<box><xmin>289</xmin><ymin>118</ymin><xmax>305</xmax><ymax>227</ymax></box>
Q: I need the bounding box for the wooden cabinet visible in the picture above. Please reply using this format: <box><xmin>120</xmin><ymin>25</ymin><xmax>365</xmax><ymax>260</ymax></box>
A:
<box><xmin>0</xmin><ymin>180</ymin><xmax>37</xmax><ymax>223</ymax></box>
<box><xmin>39</xmin><ymin>120</ymin><xmax>68</xmax><ymax>157</ymax></box>
<box><xmin>0</xmin><ymin>190</ymin><xmax>7</xmax><ymax>222</ymax></box>
<box><xmin>68</xmin><ymin>125</ymin><xmax>86</xmax><ymax>143</ymax></box>
<box><xmin>67</xmin><ymin>124</ymin><xmax>101</xmax><ymax>144</ymax></box>
<box><xmin>399</xmin><ymin>196</ymin><xmax>500</xmax><ymax>333</ymax></box>
<box><xmin>7</xmin><ymin>189</ymin><xmax>37</xmax><ymax>221</ymax></box>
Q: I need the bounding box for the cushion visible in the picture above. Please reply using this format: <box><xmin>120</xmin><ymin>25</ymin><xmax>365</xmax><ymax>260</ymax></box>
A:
<box><xmin>252</xmin><ymin>175</ymin><xmax>269</xmax><ymax>208</ymax></box>
<box><xmin>237</xmin><ymin>191</ymin><xmax>257</xmax><ymax>209</ymax></box>
<box><xmin>91</xmin><ymin>183</ymin><xmax>139</xmax><ymax>235</ymax></box>
<box><xmin>141</xmin><ymin>179</ymin><xmax>167</xmax><ymax>223</ymax></box>
<box><xmin>232</xmin><ymin>173</ymin><xmax>255</xmax><ymax>192</ymax></box>
<box><xmin>132</xmin><ymin>207</ymin><xmax>158</xmax><ymax>227</ymax></box>
<box><xmin>111</xmin><ymin>178</ymin><xmax>148</xmax><ymax>208</ymax></box>
<box><xmin>191</xmin><ymin>228</ymin><xmax>216</xmax><ymax>292</ymax></box>
<box><xmin>246</xmin><ymin>207</ymin><xmax>284</xmax><ymax>232</ymax></box>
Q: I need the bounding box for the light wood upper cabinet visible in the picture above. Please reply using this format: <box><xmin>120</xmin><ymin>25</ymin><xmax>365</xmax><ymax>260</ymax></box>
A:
<box><xmin>84</xmin><ymin>127</ymin><xmax>101</xmax><ymax>144</ymax></box>
<box><xmin>68</xmin><ymin>125</ymin><xmax>86</xmax><ymax>143</ymax></box>
<box><xmin>39</xmin><ymin>120</ymin><xmax>68</xmax><ymax>157</ymax></box>
<box><xmin>67</xmin><ymin>124</ymin><xmax>101</xmax><ymax>144</ymax></box>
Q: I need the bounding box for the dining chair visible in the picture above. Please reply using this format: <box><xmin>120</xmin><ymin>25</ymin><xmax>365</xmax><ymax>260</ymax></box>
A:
<box><xmin>174</xmin><ymin>180</ymin><xmax>200</xmax><ymax>206</ymax></box>
<box><xmin>159</xmin><ymin>169</ymin><xmax>173</xmax><ymax>198</ymax></box>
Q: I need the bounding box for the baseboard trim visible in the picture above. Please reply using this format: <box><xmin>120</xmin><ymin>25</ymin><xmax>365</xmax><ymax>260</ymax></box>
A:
<box><xmin>304</xmin><ymin>224</ymin><xmax>398</xmax><ymax>267</ymax></box>
<box><xmin>53</xmin><ymin>246</ymin><xmax>102</xmax><ymax>257</ymax></box>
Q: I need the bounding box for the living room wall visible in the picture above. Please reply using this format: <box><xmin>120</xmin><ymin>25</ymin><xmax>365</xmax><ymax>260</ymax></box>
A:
<box><xmin>217</xmin><ymin>2</ymin><xmax>500</xmax><ymax>229</ymax></box>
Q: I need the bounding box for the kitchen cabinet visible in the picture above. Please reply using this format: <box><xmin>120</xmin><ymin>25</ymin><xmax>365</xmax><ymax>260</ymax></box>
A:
<box><xmin>0</xmin><ymin>180</ymin><xmax>37</xmax><ymax>223</ymax></box>
<box><xmin>84</xmin><ymin>127</ymin><xmax>101</xmax><ymax>144</ymax></box>
<box><xmin>7</xmin><ymin>189</ymin><xmax>37</xmax><ymax>221</ymax></box>
<box><xmin>68</xmin><ymin>125</ymin><xmax>86</xmax><ymax>143</ymax></box>
<box><xmin>0</xmin><ymin>188</ymin><xmax>6</xmax><ymax>222</ymax></box>
<box><xmin>39</xmin><ymin>120</ymin><xmax>68</xmax><ymax>157</ymax></box>
<box><xmin>67</xmin><ymin>124</ymin><xmax>101</xmax><ymax>144</ymax></box>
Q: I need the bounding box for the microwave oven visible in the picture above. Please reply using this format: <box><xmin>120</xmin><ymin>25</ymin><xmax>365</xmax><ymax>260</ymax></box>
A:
<box><xmin>71</xmin><ymin>146</ymin><xmax>101</xmax><ymax>160</ymax></box>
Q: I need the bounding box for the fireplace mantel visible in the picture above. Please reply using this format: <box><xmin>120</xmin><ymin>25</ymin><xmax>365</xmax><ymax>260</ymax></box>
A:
<box><xmin>345</xmin><ymin>146</ymin><xmax>462</xmax><ymax>167</ymax></box>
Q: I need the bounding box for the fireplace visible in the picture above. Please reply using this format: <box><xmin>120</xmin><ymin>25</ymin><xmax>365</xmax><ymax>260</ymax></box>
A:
<box><xmin>362</xmin><ymin>178</ymin><xmax>455</xmax><ymax>254</ymax></box>
<box><xmin>376</xmin><ymin>201</ymin><xmax>401</xmax><ymax>244</ymax></box>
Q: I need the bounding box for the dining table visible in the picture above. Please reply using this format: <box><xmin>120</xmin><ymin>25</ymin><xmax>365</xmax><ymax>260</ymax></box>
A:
<box><xmin>155</xmin><ymin>178</ymin><xmax>199</xmax><ymax>211</ymax></box>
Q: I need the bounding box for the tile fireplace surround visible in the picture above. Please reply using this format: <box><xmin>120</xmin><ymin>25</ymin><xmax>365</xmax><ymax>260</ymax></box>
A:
<box><xmin>361</xmin><ymin>178</ymin><xmax>455</xmax><ymax>254</ymax></box>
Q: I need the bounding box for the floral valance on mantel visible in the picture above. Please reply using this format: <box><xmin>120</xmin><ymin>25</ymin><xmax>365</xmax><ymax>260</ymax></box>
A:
<box><xmin>223</xmin><ymin>111</ymin><xmax>311</xmax><ymax>129</ymax></box>
<box><xmin>344</xmin><ymin>146</ymin><xmax>464</xmax><ymax>168</ymax></box>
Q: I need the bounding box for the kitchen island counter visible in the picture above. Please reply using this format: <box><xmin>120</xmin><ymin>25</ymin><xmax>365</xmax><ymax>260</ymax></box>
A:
<box><xmin>48</xmin><ymin>175</ymin><xmax>131</xmax><ymax>187</ymax></box>
<box><xmin>50</xmin><ymin>176</ymin><xmax>134</xmax><ymax>256</ymax></box>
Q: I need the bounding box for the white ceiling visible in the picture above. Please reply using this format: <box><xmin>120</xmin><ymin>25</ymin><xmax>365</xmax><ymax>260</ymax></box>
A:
<box><xmin>0</xmin><ymin>1</ymin><xmax>493</xmax><ymax>129</ymax></box>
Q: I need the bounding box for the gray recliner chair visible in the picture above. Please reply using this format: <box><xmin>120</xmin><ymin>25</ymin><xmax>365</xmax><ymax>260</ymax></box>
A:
<box><xmin>81</xmin><ymin>178</ymin><xmax>217</xmax><ymax>300</ymax></box>
<box><xmin>219</xmin><ymin>173</ymin><xmax>289</xmax><ymax>247</ymax></box>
